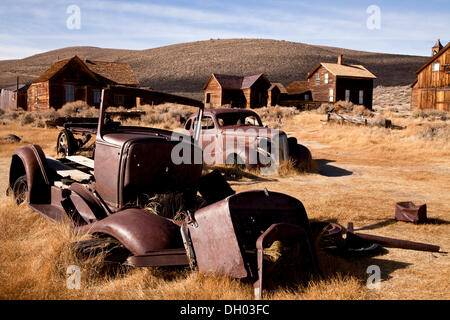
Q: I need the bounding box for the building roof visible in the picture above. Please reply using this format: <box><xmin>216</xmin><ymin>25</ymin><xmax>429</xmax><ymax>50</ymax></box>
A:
<box><xmin>207</xmin><ymin>73</ymin><xmax>270</xmax><ymax>90</ymax></box>
<box><xmin>286</xmin><ymin>81</ymin><xmax>309</xmax><ymax>94</ymax></box>
<box><xmin>1</xmin><ymin>84</ymin><xmax>29</xmax><ymax>92</ymax></box>
<box><xmin>307</xmin><ymin>62</ymin><xmax>376</xmax><ymax>79</ymax></box>
<box><xmin>269</xmin><ymin>82</ymin><xmax>288</xmax><ymax>94</ymax></box>
<box><xmin>32</xmin><ymin>56</ymin><xmax>98</xmax><ymax>84</ymax></box>
<box><xmin>415</xmin><ymin>42</ymin><xmax>450</xmax><ymax>74</ymax></box>
<box><xmin>32</xmin><ymin>56</ymin><xmax>139</xmax><ymax>86</ymax></box>
<box><xmin>85</xmin><ymin>60</ymin><xmax>139</xmax><ymax>86</ymax></box>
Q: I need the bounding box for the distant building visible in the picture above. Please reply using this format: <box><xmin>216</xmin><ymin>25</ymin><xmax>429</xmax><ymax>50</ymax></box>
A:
<box><xmin>0</xmin><ymin>83</ymin><xmax>29</xmax><ymax>111</ymax></box>
<box><xmin>204</xmin><ymin>73</ymin><xmax>271</xmax><ymax>108</ymax></box>
<box><xmin>285</xmin><ymin>81</ymin><xmax>312</xmax><ymax>101</ymax></box>
<box><xmin>411</xmin><ymin>39</ymin><xmax>450</xmax><ymax>111</ymax></box>
<box><xmin>306</xmin><ymin>55</ymin><xmax>376</xmax><ymax>109</ymax></box>
<box><xmin>27</xmin><ymin>56</ymin><xmax>139</xmax><ymax>111</ymax></box>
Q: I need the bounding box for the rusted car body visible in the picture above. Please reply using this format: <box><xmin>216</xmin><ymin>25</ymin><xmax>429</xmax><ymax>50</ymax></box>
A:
<box><xmin>181</xmin><ymin>108</ymin><xmax>309</xmax><ymax>170</ymax></box>
<box><xmin>7</xmin><ymin>89</ymin><xmax>319</xmax><ymax>299</ymax></box>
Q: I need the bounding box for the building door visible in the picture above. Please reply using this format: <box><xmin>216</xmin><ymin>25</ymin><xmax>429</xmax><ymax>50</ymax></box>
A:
<box><xmin>345</xmin><ymin>90</ymin><xmax>350</xmax><ymax>102</ymax></box>
<box><xmin>206</xmin><ymin>93</ymin><xmax>211</xmax><ymax>104</ymax></box>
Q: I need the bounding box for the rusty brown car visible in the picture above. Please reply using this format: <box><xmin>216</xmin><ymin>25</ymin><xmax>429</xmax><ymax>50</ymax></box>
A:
<box><xmin>181</xmin><ymin>108</ymin><xmax>311</xmax><ymax>171</ymax></box>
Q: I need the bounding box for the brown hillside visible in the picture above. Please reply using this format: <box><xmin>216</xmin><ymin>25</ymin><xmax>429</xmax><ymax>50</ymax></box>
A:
<box><xmin>0</xmin><ymin>39</ymin><xmax>428</xmax><ymax>98</ymax></box>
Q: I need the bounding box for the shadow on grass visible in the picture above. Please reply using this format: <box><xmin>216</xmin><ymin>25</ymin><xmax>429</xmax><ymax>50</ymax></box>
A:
<box><xmin>356</xmin><ymin>218</ymin><xmax>450</xmax><ymax>231</ymax></box>
<box><xmin>355</xmin><ymin>219</ymin><xmax>398</xmax><ymax>231</ymax></box>
<box><xmin>315</xmin><ymin>159</ymin><xmax>353</xmax><ymax>177</ymax></box>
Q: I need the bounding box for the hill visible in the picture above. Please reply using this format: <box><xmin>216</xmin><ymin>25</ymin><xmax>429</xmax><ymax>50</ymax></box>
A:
<box><xmin>0</xmin><ymin>39</ymin><xmax>427</xmax><ymax>99</ymax></box>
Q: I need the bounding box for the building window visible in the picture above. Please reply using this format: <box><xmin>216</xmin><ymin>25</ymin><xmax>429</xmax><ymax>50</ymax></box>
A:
<box><xmin>305</xmin><ymin>94</ymin><xmax>310</xmax><ymax>101</ymax></box>
<box><xmin>34</xmin><ymin>87</ymin><xmax>38</xmax><ymax>104</ymax></box>
<box><xmin>324</xmin><ymin>73</ymin><xmax>329</xmax><ymax>84</ymax></box>
<box><xmin>206</xmin><ymin>93</ymin><xmax>211</xmax><ymax>104</ymax></box>
<box><xmin>359</xmin><ymin>90</ymin><xmax>364</xmax><ymax>105</ymax></box>
<box><xmin>93</xmin><ymin>91</ymin><xmax>101</xmax><ymax>104</ymax></box>
<box><xmin>316</xmin><ymin>74</ymin><xmax>321</xmax><ymax>84</ymax></box>
<box><xmin>329</xmin><ymin>88</ymin><xmax>334</xmax><ymax>102</ymax></box>
<box><xmin>432</xmin><ymin>62</ymin><xmax>440</xmax><ymax>72</ymax></box>
<box><xmin>65</xmin><ymin>85</ymin><xmax>74</xmax><ymax>103</ymax></box>
<box><xmin>345</xmin><ymin>90</ymin><xmax>350</xmax><ymax>102</ymax></box>
<box><xmin>114</xmin><ymin>94</ymin><xmax>125</xmax><ymax>106</ymax></box>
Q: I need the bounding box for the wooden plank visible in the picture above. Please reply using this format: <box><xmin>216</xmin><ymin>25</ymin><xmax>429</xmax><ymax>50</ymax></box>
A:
<box><xmin>46</xmin><ymin>158</ymin><xmax>92</xmax><ymax>182</ymax></box>
<box><xmin>66</xmin><ymin>155</ymin><xmax>95</xmax><ymax>169</ymax></box>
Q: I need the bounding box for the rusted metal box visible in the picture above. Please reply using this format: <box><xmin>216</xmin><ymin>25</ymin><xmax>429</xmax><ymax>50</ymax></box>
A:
<box><xmin>395</xmin><ymin>202</ymin><xmax>427</xmax><ymax>224</ymax></box>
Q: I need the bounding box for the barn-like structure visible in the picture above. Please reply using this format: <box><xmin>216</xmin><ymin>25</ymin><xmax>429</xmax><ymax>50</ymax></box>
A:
<box><xmin>306</xmin><ymin>55</ymin><xmax>376</xmax><ymax>109</ymax></box>
<box><xmin>204</xmin><ymin>74</ymin><xmax>271</xmax><ymax>108</ymax></box>
<box><xmin>411</xmin><ymin>40</ymin><xmax>450</xmax><ymax>111</ymax></box>
<box><xmin>0</xmin><ymin>83</ymin><xmax>29</xmax><ymax>111</ymax></box>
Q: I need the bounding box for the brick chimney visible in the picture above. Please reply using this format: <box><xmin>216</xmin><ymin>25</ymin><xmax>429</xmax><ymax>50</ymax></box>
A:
<box><xmin>337</xmin><ymin>54</ymin><xmax>343</xmax><ymax>65</ymax></box>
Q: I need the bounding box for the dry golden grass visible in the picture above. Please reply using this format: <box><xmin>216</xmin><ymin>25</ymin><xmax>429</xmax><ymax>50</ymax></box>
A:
<box><xmin>0</xmin><ymin>88</ymin><xmax>449</xmax><ymax>300</ymax></box>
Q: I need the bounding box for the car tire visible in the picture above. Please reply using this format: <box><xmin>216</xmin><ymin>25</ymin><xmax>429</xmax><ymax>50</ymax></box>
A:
<box><xmin>12</xmin><ymin>174</ymin><xmax>28</xmax><ymax>205</ymax></box>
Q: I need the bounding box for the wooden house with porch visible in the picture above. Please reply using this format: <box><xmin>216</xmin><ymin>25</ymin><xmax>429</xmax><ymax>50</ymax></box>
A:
<box><xmin>411</xmin><ymin>39</ymin><xmax>450</xmax><ymax>111</ymax></box>
<box><xmin>204</xmin><ymin>73</ymin><xmax>271</xmax><ymax>108</ymax></box>
<box><xmin>27</xmin><ymin>56</ymin><xmax>139</xmax><ymax>111</ymax></box>
<box><xmin>306</xmin><ymin>55</ymin><xmax>376</xmax><ymax>109</ymax></box>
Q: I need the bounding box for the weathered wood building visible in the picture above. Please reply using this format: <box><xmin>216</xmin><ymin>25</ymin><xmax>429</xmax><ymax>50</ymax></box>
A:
<box><xmin>285</xmin><ymin>81</ymin><xmax>312</xmax><ymax>101</ymax></box>
<box><xmin>267</xmin><ymin>82</ymin><xmax>287</xmax><ymax>106</ymax></box>
<box><xmin>0</xmin><ymin>83</ymin><xmax>29</xmax><ymax>111</ymax></box>
<box><xmin>204</xmin><ymin>74</ymin><xmax>271</xmax><ymax>108</ymax></box>
<box><xmin>411</xmin><ymin>40</ymin><xmax>450</xmax><ymax>111</ymax></box>
<box><xmin>306</xmin><ymin>55</ymin><xmax>376</xmax><ymax>109</ymax></box>
<box><xmin>27</xmin><ymin>56</ymin><xmax>139</xmax><ymax>111</ymax></box>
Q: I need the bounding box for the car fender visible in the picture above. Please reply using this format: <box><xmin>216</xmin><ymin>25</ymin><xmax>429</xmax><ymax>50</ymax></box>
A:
<box><xmin>75</xmin><ymin>208</ymin><xmax>183</xmax><ymax>255</ymax></box>
<box><xmin>9</xmin><ymin>145</ymin><xmax>52</xmax><ymax>204</ymax></box>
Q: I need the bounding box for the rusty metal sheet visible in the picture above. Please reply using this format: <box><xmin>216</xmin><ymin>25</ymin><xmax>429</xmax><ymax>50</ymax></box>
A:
<box><xmin>188</xmin><ymin>190</ymin><xmax>312</xmax><ymax>279</ymax></box>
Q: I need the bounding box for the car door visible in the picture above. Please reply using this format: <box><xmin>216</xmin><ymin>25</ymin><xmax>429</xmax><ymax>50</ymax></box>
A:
<box><xmin>199</xmin><ymin>116</ymin><xmax>218</xmax><ymax>165</ymax></box>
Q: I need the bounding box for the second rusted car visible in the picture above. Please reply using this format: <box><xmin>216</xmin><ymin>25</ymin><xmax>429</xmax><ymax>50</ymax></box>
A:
<box><xmin>181</xmin><ymin>108</ymin><xmax>311</xmax><ymax>171</ymax></box>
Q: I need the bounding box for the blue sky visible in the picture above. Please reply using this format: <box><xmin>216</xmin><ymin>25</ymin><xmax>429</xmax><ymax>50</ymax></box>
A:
<box><xmin>0</xmin><ymin>0</ymin><xmax>448</xmax><ymax>60</ymax></box>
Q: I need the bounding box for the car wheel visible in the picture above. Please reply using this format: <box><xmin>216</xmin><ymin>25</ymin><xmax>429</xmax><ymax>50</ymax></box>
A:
<box><xmin>12</xmin><ymin>175</ymin><xmax>28</xmax><ymax>205</ymax></box>
<box><xmin>72</xmin><ymin>236</ymin><xmax>131</xmax><ymax>264</ymax></box>
<box><xmin>57</xmin><ymin>129</ymin><xmax>75</xmax><ymax>157</ymax></box>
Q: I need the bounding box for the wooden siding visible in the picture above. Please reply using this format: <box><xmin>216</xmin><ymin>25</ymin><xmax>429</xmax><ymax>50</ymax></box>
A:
<box><xmin>27</xmin><ymin>82</ymin><xmax>50</xmax><ymax>111</ymax></box>
<box><xmin>308</xmin><ymin>65</ymin><xmax>336</xmax><ymax>102</ymax></box>
<box><xmin>204</xmin><ymin>76</ymin><xmax>222</xmax><ymax>107</ymax></box>
<box><xmin>411</xmin><ymin>46</ymin><xmax>450</xmax><ymax>111</ymax></box>
<box><xmin>246</xmin><ymin>77</ymin><xmax>270</xmax><ymax>108</ymax></box>
<box><xmin>268</xmin><ymin>86</ymin><xmax>281</xmax><ymax>106</ymax></box>
<box><xmin>411</xmin><ymin>87</ymin><xmax>450</xmax><ymax>111</ymax></box>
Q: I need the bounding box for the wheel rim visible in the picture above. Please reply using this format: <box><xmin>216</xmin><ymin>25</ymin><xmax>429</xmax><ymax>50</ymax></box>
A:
<box><xmin>58</xmin><ymin>133</ymin><xmax>68</xmax><ymax>156</ymax></box>
<box><xmin>14</xmin><ymin>180</ymin><xmax>27</xmax><ymax>205</ymax></box>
